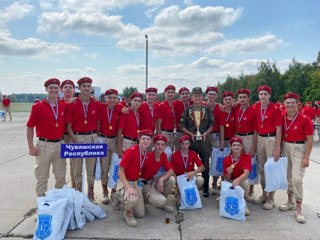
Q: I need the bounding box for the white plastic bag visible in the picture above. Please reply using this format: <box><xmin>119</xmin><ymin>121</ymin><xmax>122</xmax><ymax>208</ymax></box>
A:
<box><xmin>81</xmin><ymin>207</ymin><xmax>95</xmax><ymax>222</ymax></box>
<box><xmin>95</xmin><ymin>157</ymin><xmax>102</xmax><ymax>181</ymax></box>
<box><xmin>81</xmin><ymin>193</ymin><xmax>107</xmax><ymax>219</ymax></box>
<box><xmin>209</xmin><ymin>147</ymin><xmax>230</xmax><ymax>176</ymax></box>
<box><xmin>219</xmin><ymin>181</ymin><xmax>246</xmax><ymax>221</ymax></box>
<box><xmin>177</xmin><ymin>175</ymin><xmax>202</xmax><ymax>210</ymax></box>
<box><xmin>34</xmin><ymin>197</ymin><xmax>68</xmax><ymax>240</ymax></box>
<box><xmin>164</xmin><ymin>146</ymin><xmax>173</xmax><ymax>162</ymax></box>
<box><xmin>72</xmin><ymin>190</ymin><xmax>86</xmax><ymax>229</ymax></box>
<box><xmin>108</xmin><ymin>153</ymin><xmax>121</xmax><ymax>189</ymax></box>
<box><xmin>248</xmin><ymin>156</ymin><xmax>259</xmax><ymax>185</ymax></box>
<box><xmin>264</xmin><ymin>157</ymin><xmax>288</xmax><ymax>192</ymax></box>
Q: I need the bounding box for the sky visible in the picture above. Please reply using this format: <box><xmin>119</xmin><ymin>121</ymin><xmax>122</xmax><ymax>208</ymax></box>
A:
<box><xmin>0</xmin><ymin>0</ymin><xmax>319</xmax><ymax>94</ymax></box>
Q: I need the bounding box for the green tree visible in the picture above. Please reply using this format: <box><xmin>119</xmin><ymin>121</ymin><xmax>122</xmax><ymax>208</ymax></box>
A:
<box><xmin>122</xmin><ymin>86</ymin><xmax>138</xmax><ymax>98</ymax></box>
<box><xmin>304</xmin><ymin>69</ymin><xmax>320</xmax><ymax>102</ymax></box>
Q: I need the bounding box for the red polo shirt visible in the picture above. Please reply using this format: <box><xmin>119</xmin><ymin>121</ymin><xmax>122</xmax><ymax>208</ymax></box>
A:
<box><xmin>235</xmin><ymin>105</ymin><xmax>257</xmax><ymax>134</ymax></box>
<box><xmin>2</xmin><ymin>98</ymin><xmax>11</xmax><ymax>107</ymax></box>
<box><xmin>157</xmin><ymin>100</ymin><xmax>176</xmax><ymax>131</ymax></box>
<box><xmin>223</xmin><ymin>153</ymin><xmax>251</xmax><ymax>179</ymax></box>
<box><xmin>254</xmin><ymin>102</ymin><xmax>282</xmax><ymax>134</ymax></box>
<box><xmin>171</xmin><ymin>150</ymin><xmax>203</xmax><ymax>176</ymax></box>
<box><xmin>118</xmin><ymin>109</ymin><xmax>140</xmax><ymax>139</ymax></box>
<box><xmin>100</xmin><ymin>103</ymin><xmax>123</xmax><ymax>136</ymax></box>
<box><xmin>139</xmin><ymin>102</ymin><xmax>158</xmax><ymax>132</ymax></box>
<box><xmin>66</xmin><ymin>97</ymin><xmax>101</xmax><ymax>132</ymax></box>
<box><xmin>140</xmin><ymin>152</ymin><xmax>172</xmax><ymax>180</ymax></box>
<box><xmin>303</xmin><ymin>107</ymin><xmax>317</xmax><ymax>120</ymax></box>
<box><xmin>173</xmin><ymin>100</ymin><xmax>192</xmax><ymax>130</ymax></box>
<box><xmin>282</xmin><ymin>113</ymin><xmax>314</xmax><ymax>142</ymax></box>
<box><xmin>27</xmin><ymin>99</ymin><xmax>66</xmax><ymax>140</ymax></box>
<box><xmin>120</xmin><ymin>145</ymin><xmax>149</xmax><ymax>181</ymax></box>
<box><xmin>221</xmin><ymin>109</ymin><xmax>236</xmax><ymax>139</ymax></box>
<box><xmin>205</xmin><ymin>103</ymin><xmax>225</xmax><ymax>132</ymax></box>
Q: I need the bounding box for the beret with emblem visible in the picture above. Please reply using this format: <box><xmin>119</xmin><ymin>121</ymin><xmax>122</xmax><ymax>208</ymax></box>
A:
<box><xmin>145</xmin><ymin>87</ymin><xmax>158</xmax><ymax>94</ymax></box>
<box><xmin>206</xmin><ymin>86</ymin><xmax>218</xmax><ymax>94</ymax></box>
<box><xmin>77</xmin><ymin>77</ymin><xmax>92</xmax><ymax>86</ymax></box>
<box><xmin>179</xmin><ymin>135</ymin><xmax>191</xmax><ymax>143</ymax></box>
<box><xmin>154</xmin><ymin>135</ymin><xmax>168</xmax><ymax>144</ymax></box>
<box><xmin>229</xmin><ymin>136</ymin><xmax>243</xmax><ymax>145</ymax></box>
<box><xmin>257</xmin><ymin>85</ymin><xmax>271</xmax><ymax>94</ymax></box>
<box><xmin>237</xmin><ymin>88</ymin><xmax>251</xmax><ymax>95</ymax></box>
<box><xmin>130</xmin><ymin>92</ymin><xmax>143</xmax><ymax>100</ymax></box>
<box><xmin>222</xmin><ymin>91</ymin><xmax>234</xmax><ymax>99</ymax></box>
<box><xmin>105</xmin><ymin>89</ymin><xmax>118</xmax><ymax>96</ymax></box>
<box><xmin>164</xmin><ymin>85</ymin><xmax>176</xmax><ymax>92</ymax></box>
<box><xmin>179</xmin><ymin>87</ymin><xmax>190</xmax><ymax>95</ymax></box>
<box><xmin>44</xmin><ymin>78</ymin><xmax>60</xmax><ymax>87</ymax></box>
<box><xmin>61</xmin><ymin>80</ymin><xmax>75</xmax><ymax>89</ymax></box>
<box><xmin>139</xmin><ymin>129</ymin><xmax>154</xmax><ymax>138</ymax></box>
<box><xmin>283</xmin><ymin>92</ymin><xmax>300</xmax><ymax>100</ymax></box>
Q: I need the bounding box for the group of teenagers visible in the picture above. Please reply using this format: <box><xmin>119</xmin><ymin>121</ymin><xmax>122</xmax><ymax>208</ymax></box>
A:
<box><xmin>26</xmin><ymin>76</ymin><xmax>314</xmax><ymax>227</ymax></box>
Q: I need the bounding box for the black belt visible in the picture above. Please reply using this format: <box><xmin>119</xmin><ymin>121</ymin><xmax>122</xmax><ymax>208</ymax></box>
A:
<box><xmin>161</xmin><ymin>129</ymin><xmax>174</xmax><ymax>132</ymax></box>
<box><xmin>236</xmin><ymin>132</ymin><xmax>254</xmax><ymax>136</ymax></box>
<box><xmin>258</xmin><ymin>132</ymin><xmax>276</xmax><ymax>137</ymax></box>
<box><xmin>64</xmin><ymin>132</ymin><xmax>68</xmax><ymax>136</ymax></box>
<box><xmin>39</xmin><ymin>137</ymin><xmax>63</xmax><ymax>143</ymax></box>
<box><xmin>224</xmin><ymin>137</ymin><xmax>231</xmax><ymax>140</ymax></box>
<box><xmin>75</xmin><ymin>130</ymin><xmax>97</xmax><ymax>135</ymax></box>
<box><xmin>123</xmin><ymin>136</ymin><xmax>138</xmax><ymax>141</ymax></box>
<box><xmin>100</xmin><ymin>133</ymin><xmax>116</xmax><ymax>139</ymax></box>
<box><xmin>285</xmin><ymin>141</ymin><xmax>305</xmax><ymax>144</ymax></box>
<box><xmin>212</xmin><ymin>131</ymin><xmax>219</xmax><ymax>134</ymax></box>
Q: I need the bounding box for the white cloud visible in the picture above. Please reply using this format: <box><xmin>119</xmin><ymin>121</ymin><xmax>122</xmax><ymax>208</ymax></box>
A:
<box><xmin>84</xmin><ymin>52</ymin><xmax>100</xmax><ymax>58</ymax></box>
<box><xmin>116</xmin><ymin>64</ymin><xmax>145</xmax><ymax>74</ymax></box>
<box><xmin>0</xmin><ymin>2</ymin><xmax>34</xmax><ymax>25</ymax></box>
<box><xmin>184</xmin><ymin>0</ymin><xmax>193</xmax><ymax>6</ymax></box>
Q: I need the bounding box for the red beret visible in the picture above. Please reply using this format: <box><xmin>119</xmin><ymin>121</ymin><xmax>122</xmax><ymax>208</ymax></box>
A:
<box><xmin>283</xmin><ymin>92</ymin><xmax>300</xmax><ymax>100</ymax></box>
<box><xmin>305</xmin><ymin>102</ymin><xmax>312</xmax><ymax>104</ymax></box>
<box><xmin>206</xmin><ymin>86</ymin><xmax>218</xmax><ymax>94</ymax></box>
<box><xmin>145</xmin><ymin>87</ymin><xmax>158</xmax><ymax>94</ymax></box>
<box><xmin>130</xmin><ymin>92</ymin><xmax>143</xmax><ymax>100</ymax></box>
<box><xmin>44</xmin><ymin>78</ymin><xmax>60</xmax><ymax>87</ymax></box>
<box><xmin>154</xmin><ymin>135</ymin><xmax>168</xmax><ymax>144</ymax></box>
<box><xmin>105</xmin><ymin>89</ymin><xmax>118</xmax><ymax>96</ymax></box>
<box><xmin>179</xmin><ymin>87</ymin><xmax>190</xmax><ymax>95</ymax></box>
<box><xmin>257</xmin><ymin>85</ymin><xmax>271</xmax><ymax>94</ymax></box>
<box><xmin>179</xmin><ymin>135</ymin><xmax>191</xmax><ymax>143</ymax></box>
<box><xmin>229</xmin><ymin>136</ymin><xmax>243</xmax><ymax>145</ymax></box>
<box><xmin>237</xmin><ymin>88</ymin><xmax>251</xmax><ymax>95</ymax></box>
<box><xmin>164</xmin><ymin>85</ymin><xmax>176</xmax><ymax>92</ymax></box>
<box><xmin>77</xmin><ymin>77</ymin><xmax>92</xmax><ymax>86</ymax></box>
<box><xmin>222</xmin><ymin>91</ymin><xmax>234</xmax><ymax>99</ymax></box>
<box><xmin>61</xmin><ymin>80</ymin><xmax>75</xmax><ymax>89</ymax></box>
<box><xmin>139</xmin><ymin>129</ymin><xmax>154</xmax><ymax>138</ymax></box>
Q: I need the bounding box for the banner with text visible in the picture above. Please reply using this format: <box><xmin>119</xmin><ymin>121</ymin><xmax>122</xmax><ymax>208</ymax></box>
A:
<box><xmin>61</xmin><ymin>144</ymin><xmax>108</xmax><ymax>158</ymax></box>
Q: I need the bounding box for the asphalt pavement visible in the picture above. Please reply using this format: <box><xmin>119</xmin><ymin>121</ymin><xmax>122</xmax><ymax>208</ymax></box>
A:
<box><xmin>0</xmin><ymin>113</ymin><xmax>319</xmax><ymax>240</ymax></box>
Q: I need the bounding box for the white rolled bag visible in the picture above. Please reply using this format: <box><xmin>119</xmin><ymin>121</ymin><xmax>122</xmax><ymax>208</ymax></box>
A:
<box><xmin>264</xmin><ymin>156</ymin><xmax>288</xmax><ymax>192</ymax></box>
<box><xmin>108</xmin><ymin>153</ymin><xmax>121</xmax><ymax>189</ymax></box>
<box><xmin>177</xmin><ymin>175</ymin><xmax>202</xmax><ymax>210</ymax></box>
<box><xmin>248</xmin><ymin>156</ymin><xmax>259</xmax><ymax>185</ymax></box>
<box><xmin>209</xmin><ymin>147</ymin><xmax>230</xmax><ymax>176</ymax></box>
<box><xmin>219</xmin><ymin>181</ymin><xmax>246</xmax><ymax>221</ymax></box>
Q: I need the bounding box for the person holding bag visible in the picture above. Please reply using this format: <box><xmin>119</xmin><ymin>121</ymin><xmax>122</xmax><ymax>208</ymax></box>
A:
<box><xmin>223</xmin><ymin>136</ymin><xmax>251</xmax><ymax>215</ymax></box>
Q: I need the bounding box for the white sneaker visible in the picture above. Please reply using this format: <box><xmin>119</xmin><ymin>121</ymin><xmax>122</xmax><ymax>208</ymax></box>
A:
<box><xmin>295</xmin><ymin>212</ymin><xmax>306</xmax><ymax>223</ymax></box>
<box><xmin>253</xmin><ymin>195</ymin><xmax>267</xmax><ymax>205</ymax></box>
<box><xmin>263</xmin><ymin>199</ymin><xmax>275</xmax><ymax>210</ymax></box>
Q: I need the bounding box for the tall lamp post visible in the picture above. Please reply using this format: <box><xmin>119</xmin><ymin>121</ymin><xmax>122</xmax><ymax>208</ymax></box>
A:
<box><xmin>145</xmin><ymin>34</ymin><xmax>148</xmax><ymax>89</ymax></box>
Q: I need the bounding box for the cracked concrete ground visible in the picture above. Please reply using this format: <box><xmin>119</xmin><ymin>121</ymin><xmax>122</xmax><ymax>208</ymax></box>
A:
<box><xmin>0</xmin><ymin>113</ymin><xmax>320</xmax><ymax>240</ymax></box>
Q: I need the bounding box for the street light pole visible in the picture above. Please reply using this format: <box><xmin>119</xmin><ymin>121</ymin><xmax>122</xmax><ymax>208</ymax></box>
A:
<box><xmin>145</xmin><ymin>34</ymin><xmax>148</xmax><ymax>89</ymax></box>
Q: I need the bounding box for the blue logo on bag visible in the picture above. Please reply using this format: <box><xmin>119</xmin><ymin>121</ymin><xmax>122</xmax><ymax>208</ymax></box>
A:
<box><xmin>215</xmin><ymin>157</ymin><xmax>224</xmax><ymax>173</ymax></box>
<box><xmin>184</xmin><ymin>187</ymin><xmax>197</xmax><ymax>206</ymax></box>
<box><xmin>159</xmin><ymin>166</ymin><xmax>165</xmax><ymax>173</ymax></box>
<box><xmin>35</xmin><ymin>214</ymin><xmax>52</xmax><ymax>239</ymax></box>
<box><xmin>225</xmin><ymin>196</ymin><xmax>239</xmax><ymax>216</ymax></box>
<box><xmin>112</xmin><ymin>165</ymin><xmax>119</xmax><ymax>182</ymax></box>
<box><xmin>249</xmin><ymin>164</ymin><xmax>257</xmax><ymax>180</ymax></box>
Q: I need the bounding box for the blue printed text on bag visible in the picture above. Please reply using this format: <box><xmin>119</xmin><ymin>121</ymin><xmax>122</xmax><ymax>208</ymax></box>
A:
<box><xmin>60</xmin><ymin>144</ymin><xmax>107</xmax><ymax>158</ymax></box>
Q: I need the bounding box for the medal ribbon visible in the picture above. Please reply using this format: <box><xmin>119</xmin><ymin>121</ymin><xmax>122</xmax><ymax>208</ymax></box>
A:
<box><xmin>82</xmin><ymin>102</ymin><xmax>89</xmax><ymax>120</ymax></box>
<box><xmin>225</xmin><ymin>109</ymin><xmax>232</xmax><ymax>123</ymax></box>
<box><xmin>180</xmin><ymin>151</ymin><xmax>189</xmax><ymax>171</ymax></box>
<box><xmin>260</xmin><ymin>103</ymin><xmax>268</xmax><ymax>123</ymax></box>
<box><xmin>48</xmin><ymin>99</ymin><xmax>59</xmax><ymax>122</ymax></box>
<box><xmin>148</xmin><ymin>104</ymin><xmax>154</xmax><ymax>118</ymax></box>
<box><xmin>284</xmin><ymin>112</ymin><xmax>299</xmax><ymax>134</ymax></box>
<box><xmin>231</xmin><ymin>155</ymin><xmax>241</xmax><ymax>168</ymax></box>
<box><xmin>168</xmin><ymin>102</ymin><xmax>176</xmax><ymax>130</ymax></box>
<box><xmin>139</xmin><ymin>147</ymin><xmax>147</xmax><ymax>172</ymax></box>
<box><xmin>237</xmin><ymin>106</ymin><xmax>247</xmax><ymax>123</ymax></box>
<box><xmin>134</xmin><ymin>111</ymin><xmax>140</xmax><ymax>128</ymax></box>
<box><xmin>107</xmin><ymin>106</ymin><xmax>113</xmax><ymax>125</ymax></box>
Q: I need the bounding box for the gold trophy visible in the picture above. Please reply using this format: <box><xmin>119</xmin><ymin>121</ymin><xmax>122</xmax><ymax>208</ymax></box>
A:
<box><xmin>193</xmin><ymin>110</ymin><xmax>203</xmax><ymax>141</ymax></box>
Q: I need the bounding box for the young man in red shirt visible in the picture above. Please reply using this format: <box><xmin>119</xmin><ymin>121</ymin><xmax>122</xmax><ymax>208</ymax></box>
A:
<box><xmin>279</xmin><ymin>93</ymin><xmax>314</xmax><ymax>224</ymax></box>
<box><xmin>141</xmin><ymin>135</ymin><xmax>175</xmax><ymax>212</ymax></box>
<box><xmin>223</xmin><ymin>136</ymin><xmax>251</xmax><ymax>215</ymax></box>
<box><xmin>221</xmin><ymin>91</ymin><xmax>236</xmax><ymax>147</ymax></box>
<box><xmin>252</xmin><ymin>85</ymin><xmax>282</xmax><ymax>210</ymax></box>
<box><xmin>2</xmin><ymin>95</ymin><xmax>12</xmax><ymax>121</ymax></box>
<box><xmin>26</xmin><ymin>78</ymin><xmax>66</xmax><ymax>197</ymax></box>
<box><xmin>139</xmin><ymin>87</ymin><xmax>158</xmax><ymax>133</ymax></box>
<box><xmin>99</xmin><ymin>88</ymin><xmax>123</xmax><ymax>204</ymax></box>
<box><xmin>66</xmin><ymin>77</ymin><xmax>101</xmax><ymax>202</ymax></box>
<box><xmin>116</xmin><ymin>129</ymin><xmax>154</xmax><ymax>227</ymax></box>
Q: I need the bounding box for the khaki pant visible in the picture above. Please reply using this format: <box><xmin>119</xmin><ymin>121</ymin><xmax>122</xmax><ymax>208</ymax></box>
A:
<box><xmin>142</xmin><ymin>176</ymin><xmax>175</xmax><ymax>207</ymax></box>
<box><xmin>161</xmin><ymin>131</ymin><xmax>175</xmax><ymax>152</ymax></box>
<box><xmin>282</xmin><ymin>142</ymin><xmax>306</xmax><ymax>201</ymax></box>
<box><xmin>3</xmin><ymin>107</ymin><xmax>12</xmax><ymax>121</ymax></box>
<box><xmin>100</xmin><ymin>137</ymin><xmax>117</xmax><ymax>187</ymax></box>
<box><xmin>117</xmin><ymin>180</ymin><xmax>145</xmax><ymax>218</ymax></box>
<box><xmin>64</xmin><ymin>134</ymin><xmax>75</xmax><ymax>188</ymax></box>
<box><xmin>72</xmin><ymin>134</ymin><xmax>97</xmax><ymax>193</ymax></box>
<box><xmin>122</xmin><ymin>138</ymin><xmax>137</xmax><ymax>152</ymax></box>
<box><xmin>236</xmin><ymin>134</ymin><xmax>253</xmax><ymax>154</ymax></box>
<box><xmin>256</xmin><ymin>135</ymin><xmax>276</xmax><ymax>190</ymax></box>
<box><xmin>34</xmin><ymin>140</ymin><xmax>66</xmax><ymax>197</ymax></box>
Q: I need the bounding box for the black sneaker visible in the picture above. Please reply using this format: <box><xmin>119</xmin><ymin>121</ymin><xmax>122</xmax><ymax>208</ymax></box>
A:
<box><xmin>202</xmin><ymin>190</ymin><xmax>209</xmax><ymax>198</ymax></box>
